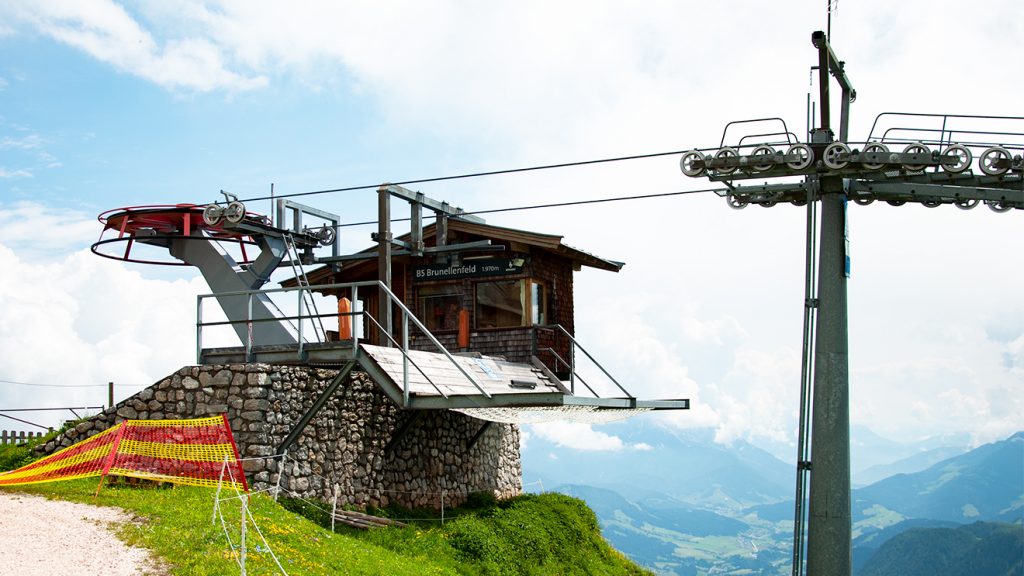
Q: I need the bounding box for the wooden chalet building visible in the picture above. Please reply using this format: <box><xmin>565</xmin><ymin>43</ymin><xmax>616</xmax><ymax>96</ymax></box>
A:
<box><xmin>298</xmin><ymin>219</ymin><xmax>623</xmax><ymax>374</ymax></box>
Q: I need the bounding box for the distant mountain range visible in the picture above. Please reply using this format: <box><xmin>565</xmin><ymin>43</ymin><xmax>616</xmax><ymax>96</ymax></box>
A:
<box><xmin>849</xmin><ymin>424</ymin><xmax>972</xmax><ymax>477</ymax></box>
<box><xmin>523</xmin><ymin>422</ymin><xmax>793</xmax><ymax>510</ymax></box>
<box><xmin>523</xmin><ymin>423</ymin><xmax>1023</xmax><ymax>576</ymax></box>
<box><xmin>853</xmin><ymin>445</ymin><xmax>967</xmax><ymax>487</ymax></box>
<box><xmin>859</xmin><ymin>522</ymin><xmax>1023</xmax><ymax>576</ymax></box>
<box><xmin>854</xmin><ymin>431</ymin><xmax>1023</xmax><ymax>524</ymax></box>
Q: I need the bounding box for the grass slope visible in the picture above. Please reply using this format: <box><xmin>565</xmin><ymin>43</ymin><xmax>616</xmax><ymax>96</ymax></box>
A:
<box><xmin>1</xmin><ymin>438</ymin><xmax>646</xmax><ymax>575</ymax></box>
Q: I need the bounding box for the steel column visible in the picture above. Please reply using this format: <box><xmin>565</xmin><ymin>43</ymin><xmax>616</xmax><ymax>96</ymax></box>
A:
<box><xmin>806</xmin><ymin>190</ymin><xmax>851</xmax><ymax>576</ymax></box>
<box><xmin>377</xmin><ymin>186</ymin><xmax>393</xmax><ymax>346</ymax></box>
<box><xmin>804</xmin><ymin>30</ymin><xmax>853</xmax><ymax>576</ymax></box>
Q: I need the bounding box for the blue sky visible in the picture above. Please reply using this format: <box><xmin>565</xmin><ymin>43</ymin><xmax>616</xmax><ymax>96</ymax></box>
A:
<box><xmin>2</xmin><ymin>25</ymin><xmax>444</xmax><ymax>211</ymax></box>
<box><xmin>0</xmin><ymin>1</ymin><xmax>1021</xmax><ymax>457</ymax></box>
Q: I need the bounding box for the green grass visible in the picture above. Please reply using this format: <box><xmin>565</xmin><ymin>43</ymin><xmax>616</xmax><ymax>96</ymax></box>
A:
<box><xmin>2</xmin><ymin>476</ymin><xmax>648</xmax><ymax>576</ymax></box>
<box><xmin>0</xmin><ymin>421</ymin><xmax>74</xmax><ymax>471</ymax></box>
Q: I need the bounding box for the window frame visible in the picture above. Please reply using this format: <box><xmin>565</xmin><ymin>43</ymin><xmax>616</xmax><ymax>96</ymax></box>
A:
<box><xmin>473</xmin><ymin>278</ymin><xmax>548</xmax><ymax>330</ymax></box>
<box><xmin>416</xmin><ymin>284</ymin><xmax>464</xmax><ymax>332</ymax></box>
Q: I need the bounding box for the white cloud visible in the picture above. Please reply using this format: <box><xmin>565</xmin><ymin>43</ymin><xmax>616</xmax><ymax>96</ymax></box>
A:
<box><xmin>0</xmin><ymin>134</ymin><xmax>44</xmax><ymax>151</ymax></box>
<box><xmin>0</xmin><ymin>168</ymin><xmax>32</xmax><ymax>178</ymax></box>
<box><xmin>3</xmin><ymin>0</ymin><xmax>266</xmax><ymax>92</ymax></box>
<box><xmin>1006</xmin><ymin>335</ymin><xmax>1024</xmax><ymax>377</ymax></box>
<box><xmin>0</xmin><ymin>124</ymin><xmax>59</xmax><ymax>177</ymax></box>
<box><xmin>0</xmin><ymin>206</ymin><xmax>212</xmax><ymax>428</ymax></box>
<box><xmin>0</xmin><ymin>202</ymin><xmax>97</xmax><ymax>259</ymax></box>
<box><xmin>711</xmin><ymin>347</ymin><xmax>802</xmax><ymax>447</ymax></box>
<box><xmin>528</xmin><ymin>421</ymin><xmax>651</xmax><ymax>452</ymax></box>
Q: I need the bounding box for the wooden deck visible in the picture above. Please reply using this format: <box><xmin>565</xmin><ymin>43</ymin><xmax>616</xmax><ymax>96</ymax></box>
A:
<box><xmin>199</xmin><ymin>341</ymin><xmax>689</xmax><ymax>412</ymax></box>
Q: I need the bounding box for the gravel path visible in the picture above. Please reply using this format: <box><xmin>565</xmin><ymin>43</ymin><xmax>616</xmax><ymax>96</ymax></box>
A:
<box><xmin>0</xmin><ymin>491</ymin><xmax>164</xmax><ymax>576</ymax></box>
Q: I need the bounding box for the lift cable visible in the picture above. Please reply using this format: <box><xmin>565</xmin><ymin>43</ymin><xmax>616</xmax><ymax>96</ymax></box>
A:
<box><xmin>233</xmin><ymin>148</ymin><xmax>696</xmax><ymax>204</ymax></box>
<box><xmin>0</xmin><ymin>378</ymin><xmax>142</xmax><ymax>389</ymax></box>
<box><xmin>320</xmin><ymin>186</ymin><xmax>724</xmax><ymax>230</ymax></box>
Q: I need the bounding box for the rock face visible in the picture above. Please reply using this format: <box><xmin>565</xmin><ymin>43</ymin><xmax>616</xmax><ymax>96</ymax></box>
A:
<box><xmin>37</xmin><ymin>364</ymin><xmax>521</xmax><ymax>509</ymax></box>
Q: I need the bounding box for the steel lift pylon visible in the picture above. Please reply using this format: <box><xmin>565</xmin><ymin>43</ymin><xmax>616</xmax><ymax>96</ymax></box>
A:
<box><xmin>679</xmin><ymin>31</ymin><xmax>1021</xmax><ymax>576</ymax></box>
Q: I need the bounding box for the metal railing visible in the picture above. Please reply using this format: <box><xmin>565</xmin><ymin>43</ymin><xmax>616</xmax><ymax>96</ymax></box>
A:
<box><xmin>532</xmin><ymin>324</ymin><xmax>633</xmax><ymax>400</ymax></box>
<box><xmin>196</xmin><ymin>281</ymin><xmax>488</xmax><ymax>406</ymax></box>
<box><xmin>0</xmin><ymin>406</ymin><xmax>104</xmax><ymax>433</ymax></box>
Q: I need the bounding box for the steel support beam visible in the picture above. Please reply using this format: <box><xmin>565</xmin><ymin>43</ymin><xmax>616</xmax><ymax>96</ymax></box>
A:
<box><xmin>384</xmin><ymin>411</ymin><xmax>422</xmax><ymax>454</ymax></box>
<box><xmin>276</xmin><ymin>361</ymin><xmax>356</xmax><ymax>455</ymax></box>
<box><xmin>381</xmin><ymin>184</ymin><xmax>485</xmax><ymax>223</ymax></box>
<box><xmin>467</xmin><ymin>421</ymin><xmax>493</xmax><ymax>450</ymax></box>
<box><xmin>170</xmin><ymin>234</ymin><xmax>296</xmax><ymax>346</ymax></box>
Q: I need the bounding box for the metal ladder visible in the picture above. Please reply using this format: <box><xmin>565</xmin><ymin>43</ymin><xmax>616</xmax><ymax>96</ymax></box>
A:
<box><xmin>283</xmin><ymin>233</ymin><xmax>325</xmax><ymax>343</ymax></box>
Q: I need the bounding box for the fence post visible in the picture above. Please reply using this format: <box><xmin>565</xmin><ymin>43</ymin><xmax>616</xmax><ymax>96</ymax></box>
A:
<box><xmin>274</xmin><ymin>451</ymin><xmax>287</xmax><ymax>502</ymax></box>
<box><xmin>331</xmin><ymin>484</ymin><xmax>339</xmax><ymax>532</ymax></box>
<box><xmin>1</xmin><ymin>430</ymin><xmax>6</xmax><ymax>444</ymax></box>
<box><xmin>213</xmin><ymin>455</ymin><xmax>228</xmax><ymax>525</ymax></box>
<box><xmin>240</xmin><ymin>496</ymin><xmax>247</xmax><ymax>576</ymax></box>
<box><xmin>108</xmin><ymin>382</ymin><xmax>114</xmax><ymax>409</ymax></box>
<box><xmin>441</xmin><ymin>490</ymin><xmax>446</xmax><ymax>526</ymax></box>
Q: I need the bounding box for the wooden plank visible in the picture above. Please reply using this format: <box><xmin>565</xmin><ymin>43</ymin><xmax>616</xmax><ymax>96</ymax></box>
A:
<box><xmin>336</xmin><ymin>509</ymin><xmax>408</xmax><ymax>526</ymax></box>
<box><xmin>333</xmin><ymin>510</ymin><xmax>408</xmax><ymax>530</ymax></box>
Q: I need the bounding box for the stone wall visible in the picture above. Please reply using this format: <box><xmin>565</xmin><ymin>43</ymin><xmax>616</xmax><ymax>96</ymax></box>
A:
<box><xmin>38</xmin><ymin>364</ymin><xmax>522</xmax><ymax>509</ymax></box>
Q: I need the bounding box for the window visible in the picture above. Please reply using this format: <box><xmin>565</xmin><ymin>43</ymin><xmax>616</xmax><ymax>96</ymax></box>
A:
<box><xmin>475</xmin><ymin>279</ymin><xmax>547</xmax><ymax>329</ymax></box>
<box><xmin>531</xmin><ymin>281</ymin><xmax>546</xmax><ymax>325</ymax></box>
<box><xmin>417</xmin><ymin>285</ymin><xmax>462</xmax><ymax>331</ymax></box>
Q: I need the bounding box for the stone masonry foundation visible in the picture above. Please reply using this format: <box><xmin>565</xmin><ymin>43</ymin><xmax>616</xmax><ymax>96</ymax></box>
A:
<box><xmin>37</xmin><ymin>364</ymin><xmax>522</xmax><ymax>509</ymax></box>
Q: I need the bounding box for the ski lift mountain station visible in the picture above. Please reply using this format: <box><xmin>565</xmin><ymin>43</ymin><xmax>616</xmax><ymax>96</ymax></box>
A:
<box><xmin>62</xmin><ymin>182</ymin><xmax>688</xmax><ymax>510</ymax></box>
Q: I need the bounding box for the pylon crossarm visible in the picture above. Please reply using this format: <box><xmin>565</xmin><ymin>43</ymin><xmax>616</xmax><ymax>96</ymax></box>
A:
<box><xmin>846</xmin><ymin>180</ymin><xmax>1023</xmax><ymax>211</ymax></box>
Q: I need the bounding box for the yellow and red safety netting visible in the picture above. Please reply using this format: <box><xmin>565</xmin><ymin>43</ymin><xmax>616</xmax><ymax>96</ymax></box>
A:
<box><xmin>0</xmin><ymin>415</ymin><xmax>248</xmax><ymax>491</ymax></box>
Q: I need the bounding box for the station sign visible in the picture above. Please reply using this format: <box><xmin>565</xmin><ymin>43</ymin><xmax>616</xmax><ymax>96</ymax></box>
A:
<box><xmin>413</xmin><ymin>258</ymin><xmax>524</xmax><ymax>282</ymax></box>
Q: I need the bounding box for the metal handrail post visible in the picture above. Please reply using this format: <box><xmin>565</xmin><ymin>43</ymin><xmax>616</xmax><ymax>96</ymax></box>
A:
<box><xmin>246</xmin><ymin>293</ymin><xmax>253</xmax><ymax>362</ymax></box>
<box><xmin>297</xmin><ymin>286</ymin><xmax>304</xmax><ymax>359</ymax></box>
<box><xmin>377</xmin><ymin>281</ymin><xmax>491</xmax><ymax>398</ymax></box>
<box><xmin>569</xmin><ymin>337</ymin><xmax>576</xmax><ymax>394</ymax></box>
<box><xmin>551</xmin><ymin>324</ymin><xmax>630</xmax><ymax>398</ymax></box>
<box><xmin>402</xmin><ymin>311</ymin><xmax>410</xmax><ymax>407</ymax></box>
<box><xmin>362</xmin><ymin>311</ymin><xmax>448</xmax><ymax>398</ymax></box>
<box><xmin>352</xmin><ymin>285</ymin><xmax>360</xmax><ymax>356</ymax></box>
<box><xmin>196</xmin><ymin>296</ymin><xmax>203</xmax><ymax>364</ymax></box>
<box><xmin>544</xmin><ymin>348</ymin><xmax>599</xmax><ymax>397</ymax></box>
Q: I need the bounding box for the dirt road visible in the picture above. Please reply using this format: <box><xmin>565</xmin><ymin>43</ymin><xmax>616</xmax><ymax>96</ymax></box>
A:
<box><xmin>0</xmin><ymin>491</ymin><xmax>163</xmax><ymax>576</ymax></box>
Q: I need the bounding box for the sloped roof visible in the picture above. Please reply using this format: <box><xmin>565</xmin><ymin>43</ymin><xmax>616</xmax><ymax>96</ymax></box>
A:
<box><xmin>294</xmin><ymin>218</ymin><xmax>623</xmax><ymax>286</ymax></box>
<box><xmin>446</xmin><ymin>220</ymin><xmax>624</xmax><ymax>272</ymax></box>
